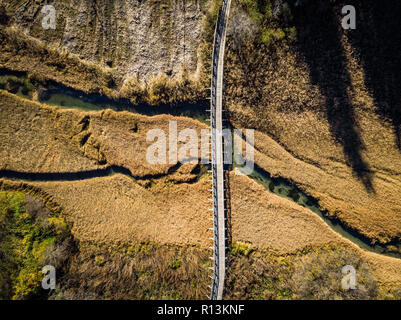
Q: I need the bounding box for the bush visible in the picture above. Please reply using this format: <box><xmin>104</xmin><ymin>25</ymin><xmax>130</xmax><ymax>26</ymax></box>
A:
<box><xmin>232</xmin><ymin>0</ymin><xmax>297</xmax><ymax>45</ymax></box>
<box><xmin>120</xmin><ymin>76</ymin><xmax>147</xmax><ymax>105</ymax></box>
<box><xmin>94</xmin><ymin>255</ymin><xmax>105</xmax><ymax>266</ymax></box>
<box><xmin>0</xmin><ymin>192</ymin><xmax>72</xmax><ymax>299</ymax></box>
<box><xmin>231</xmin><ymin>241</ymin><xmax>253</xmax><ymax>256</ymax></box>
<box><xmin>21</xmin><ymin>78</ymin><xmax>34</xmax><ymax>96</ymax></box>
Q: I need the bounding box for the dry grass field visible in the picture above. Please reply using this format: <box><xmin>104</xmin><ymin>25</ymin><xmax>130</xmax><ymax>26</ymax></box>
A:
<box><xmin>225</xmin><ymin>0</ymin><xmax>401</xmax><ymax>246</ymax></box>
<box><xmin>0</xmin><ymin>25</ymin><xmax>114</xmax><ymax>96</ymax></box>
<box><xmin>248</xmin><ymin>129</ymin><xmax>401</xmax><ymax>246</ymax></box>
<box><xmin>0</xmin><ymin>2</ymin><xmax>209</xmax><ymax>105</ymax></box>
<box><xmin>0</xmin><ymin>172</ymin><xmax>344</xmax><ymax>251</ymax></box>
<box><xmin>0</xmin><ymin>90</ymin><xmax>207</xmax><ymax>177</ymax></box>
<box><xmin>0</xmin><ymin>0</ymin><xmax>400</xmax><ymax>299</ymax></box>
<box><xmin>0</xmin><ymin>91</ymin><xmax>400</xmax><ymax>298</ymax></box>
<box><xmin>1</xmin><ymin>170</ymin><xmax>401</xmax><ymax>298</ymax></box>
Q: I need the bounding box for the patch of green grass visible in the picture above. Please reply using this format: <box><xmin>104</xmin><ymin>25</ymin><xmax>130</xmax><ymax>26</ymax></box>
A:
<box><xmin>136</xmin><ymin>269</ymin><xmax>147</xmax><ymax>279</ymax></box>
<box><xmin>0</xmin><ymin>191</ymin><xmax>69</xmax><ymax>299</ymax></box>
<box><xmin>200</xmin><ymin>258</ymin><xmax>212</xmax><ymax>269</ymax></box>
<box><xmin>231</xmin><ymin>241</ymin><xmax>253</xmax><ymax>256</ymax></box>
<box><xmin>125</xmin><ymin>242</ymin><xmax>153</xmax><ymax>257</ymax></box>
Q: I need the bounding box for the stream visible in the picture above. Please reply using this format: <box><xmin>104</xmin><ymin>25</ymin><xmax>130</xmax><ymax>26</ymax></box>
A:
<box><xmin>1</xmin><ymin>70</ymin><xmax>400</xmax><ymax>259</ymax></box>
<box><xmin>245</xmin><ymin>163</ymin><xmax>401</xmax><ymax>258</ymax></box>
<box><xmin>0</xmin><ymin>69</ymin><xmax>209</xmax><ymax>123</ymax></box>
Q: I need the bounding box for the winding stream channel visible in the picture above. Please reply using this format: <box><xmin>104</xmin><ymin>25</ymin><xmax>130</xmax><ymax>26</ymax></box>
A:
<box><xmin>1</xmin><ymin>70</ymin><xmax>400</xmax><ymax>259</ymax></box>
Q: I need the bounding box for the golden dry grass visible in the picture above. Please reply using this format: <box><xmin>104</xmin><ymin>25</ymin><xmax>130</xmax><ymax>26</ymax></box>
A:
<box><xmin>0</xmin><ymin>24</ymin><xmax>207</xmax><ymax>105</ymax></box>
<box><xmin>248</xmin><ymin>128</ymin><xmax>401</xmax><ymax>245</ymax></box>
<box><xmin>1</xmin><ymin>91</ymin><xmax>400</xmax><ymax>296</ymax></box>
<box><xmin>0</xmin><ymin>91</ymin><xmax>208</xmax><ymax>177</ymax></box>
<box><xmin>0</xmin><ymin>26</ymin><xmax>115</xmax><ymax>96</ymax></box>
<box><xmin>26</xmin><ymin>174</ymin><xmax>212</xmax><ymax>247</ymax></box>
<box><xmin>230</xmin><ymin>173</ymin><xmax>340</xmax><ymax>252</ymax></box>
<box><xmin>225</xmin><ymin>13</ymin><xmax>401</xmax><ymax>245</ymax></box>
<box><xmin>2</xmin><ymin>170</ymin><xmax>401</xmax><ymax>295</ymax></box>
<box><xmin>58</xmin><ymin>242</ymin><xmax>211</xmax><ymax>300</ymax></box>
<box><xmin>0</xmin><ymin>91</ymin><xmax>99</xmax><ymax>172</ymax></box>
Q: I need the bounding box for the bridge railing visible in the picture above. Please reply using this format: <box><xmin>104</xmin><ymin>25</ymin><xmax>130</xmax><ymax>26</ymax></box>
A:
<box><xmin>209</xmin><ymin>0</ymin><xmax>230</xmax><ymax>301</ymax></box>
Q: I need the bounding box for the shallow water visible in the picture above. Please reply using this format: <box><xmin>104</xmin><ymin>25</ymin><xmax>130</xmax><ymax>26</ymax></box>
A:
<box><xmin>43</xmin><ymin>92</ymin><xmax>102</xmax><ymax>111</ymax></box>
<box><xmin>0</xmin><ymin>70</ymin><xmax>210</xmax><ymax>123</ymax></box>
<box><xmin>245</xmin><ymin>163</ymin><xmax>401</xmax><ymax>258</ymax></box>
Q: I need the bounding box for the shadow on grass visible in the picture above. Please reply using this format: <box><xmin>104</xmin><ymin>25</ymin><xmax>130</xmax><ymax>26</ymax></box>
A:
<box><xmin>345</xmin><ymin>0</ymin><xmax>401</xmax><ymax>150</ymax></box>
<box><xmin>292</xmin><ymin>0</ymin><xmax>375</xmax><ymax>193</ymax></box>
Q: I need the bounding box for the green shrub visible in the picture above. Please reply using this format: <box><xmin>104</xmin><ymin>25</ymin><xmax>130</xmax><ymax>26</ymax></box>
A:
<box><xmin>94</xmin><ymin>255</ymin><xmax>105</xmax><ymax>266</ymax></box>
<box><xmin>0</xmin><ymin>191</ymin><xmax>71</xmax><ymax>299</ymax></box>
<box><xmin>234</xmin><ymin>0</ymin><xmax>296</xmax><ymax>45</ymax></box>
<box><xmin>231</xmin><ymin>241</ymin><xmax>253</xmax><ymax>256</ymax></box>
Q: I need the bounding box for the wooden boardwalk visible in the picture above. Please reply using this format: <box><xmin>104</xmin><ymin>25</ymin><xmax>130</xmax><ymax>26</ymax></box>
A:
<box><xmin>209</xmin><ymin>0</ymin><xmax>231</xmax><ymax>301</ymax></box>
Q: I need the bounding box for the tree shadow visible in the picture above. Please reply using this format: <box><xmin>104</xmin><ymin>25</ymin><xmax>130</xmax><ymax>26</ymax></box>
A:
<box><xmin>292</xmin><ymin>1</ymin><xmax>375</xmax><ymax>193</ymax></box>
<box><xmin>346</xmin><ymin>0</ymin><xmax>401</xmax><ymax>150</ymax></box>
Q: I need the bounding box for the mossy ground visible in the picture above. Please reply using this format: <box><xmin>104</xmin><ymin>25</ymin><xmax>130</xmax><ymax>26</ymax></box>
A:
<box><xmin>0</xmin><ymin>191</ymin><xmax>70</xmax><ymax>299</ymax></box>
